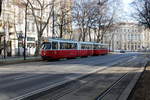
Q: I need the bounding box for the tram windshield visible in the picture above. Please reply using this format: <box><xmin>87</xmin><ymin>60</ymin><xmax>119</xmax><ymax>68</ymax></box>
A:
<box><xmin>42</xmin><ymin>42</ymin><xmax>51</xmax><ymax>50</ymax></box>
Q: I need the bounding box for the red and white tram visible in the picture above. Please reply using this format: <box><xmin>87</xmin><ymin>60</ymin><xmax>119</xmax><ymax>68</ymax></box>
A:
<box><xmin>41</xmin><ymin>38</ymin><xmax>108</xmax><ymax>60</ymax></box>
<box><xmin>93</xmin><ymin>43</ymin><xmax>108</xmax><ymax>55</ymax></box>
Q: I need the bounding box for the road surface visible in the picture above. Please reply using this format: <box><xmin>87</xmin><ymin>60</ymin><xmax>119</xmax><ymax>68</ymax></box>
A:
<box><xmin>0</xmin><ymin>53</ymin><xmax>147</xmax><ymax>100</ymax></box>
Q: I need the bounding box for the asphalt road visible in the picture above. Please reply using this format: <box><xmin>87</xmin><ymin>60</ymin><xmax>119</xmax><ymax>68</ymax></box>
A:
<box><xmin>0</xmin><ymin>53</ymin><xmax>146</xmax><ymax>100</ymax></box>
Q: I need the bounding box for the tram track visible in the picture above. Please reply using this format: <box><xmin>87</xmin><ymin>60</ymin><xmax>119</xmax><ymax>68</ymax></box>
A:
<box><xmin>23</xmin><ymin>55</ymin><xmax>139</xmax><ymax>100</ymax></box>
<box><xmin>96</xmin><ymin>73</ymin><xmax>129</xmax><ymax>100</ymax></box>
<box><xmin>96</xmin><ymin>58</ymin><xmax>147</xmax><ymax>100</ymax></box>
<box><xmin>0</xmin><ymin>55</ymin><xmax>133</xmax><ymax>88</ymax></box>
<box><xmin>0</xmin><ymin>54</ymin><xmax>141</xmax><ymax>100</ymax></box>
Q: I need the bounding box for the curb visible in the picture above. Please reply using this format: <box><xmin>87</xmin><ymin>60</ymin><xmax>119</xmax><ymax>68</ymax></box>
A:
<box><xmin>118</xmin><ymin>61</ymin><xmax>147</xmax><ymax>100</ymax></box>
<box><xmin>0</xmin><ymin>58</ymin><xmax>42</xmax><ymax>66</ymax></box>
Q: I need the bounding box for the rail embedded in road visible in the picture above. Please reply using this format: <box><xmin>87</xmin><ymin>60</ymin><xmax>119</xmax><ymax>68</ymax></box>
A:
<box><xmin>0</xmin><ymin>53</ymin><xmax>146</xmax><ymax>100</ymax></box>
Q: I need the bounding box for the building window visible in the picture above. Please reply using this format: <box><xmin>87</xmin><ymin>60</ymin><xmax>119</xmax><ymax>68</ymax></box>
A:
<box><xmin>27</xmin><ymin>37</ymin><xmax>35</xmax><ymax>41</ymax></box>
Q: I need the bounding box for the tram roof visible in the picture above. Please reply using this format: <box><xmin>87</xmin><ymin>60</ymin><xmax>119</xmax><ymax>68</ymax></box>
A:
<box><xmin>79</xmin><ymin>41</ymin><xmax>94</xmax><ymax>44</ymax></box>
<box><xmin>44</xmin><ymin>38</ymin><xmax>108</xmax><ymax>45</ymax></box>
<box><xmin>92</xmin><ymin>42</ymin><xmax>108</xmax><ymax>46</ymax></box>
<box><xmin>46</xmin><ymin>38</ymin><xmax>78</xmax><ymax>43</ymax></box>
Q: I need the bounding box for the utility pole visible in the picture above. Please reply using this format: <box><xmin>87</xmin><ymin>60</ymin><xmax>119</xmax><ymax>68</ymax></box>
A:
<box><xmin>3</xmin><ymin>34</ymin><xmax>6</xmax><ymax>59</ymax></box>
<box><xmin>0</xmin><ymin>0</ymin><xmax>2</xmax><ymax>16</ymax></box>
<box><xmin>52</xmin><ymin>0</ymin><xmax>55</xmax><ymax>38</ymax></box>
<box><xmin>24</xmin><ymin>2</ymin><xmax>28</xmax><ymax>60</ymax></box>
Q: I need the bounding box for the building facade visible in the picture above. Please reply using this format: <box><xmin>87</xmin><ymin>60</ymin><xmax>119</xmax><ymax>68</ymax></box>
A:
<box><xmin>103</xmin><ymin>22</ymin><xmax>149</xmax><ymax>52</ymax></box>
<box><xmin>0</xmin><ymin>0</ymin><xmax>73</xmax><ymax>56</ymax></box>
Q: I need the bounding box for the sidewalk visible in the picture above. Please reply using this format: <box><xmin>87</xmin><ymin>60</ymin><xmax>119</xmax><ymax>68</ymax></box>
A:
<box><xmin>0</xmin><ymin>56</ymin><xmax>42</xmax><ymax>65</ymax></box>
<box><xmin>128</xmin><ymin>60</ymin><xmax>150</xmax><ymax>100</ymax></box>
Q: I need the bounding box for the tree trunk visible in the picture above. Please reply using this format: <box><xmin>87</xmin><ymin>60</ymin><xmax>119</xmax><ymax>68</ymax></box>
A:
<box><xmin>82</xmin><ymin>32</ymin><xmax>86</xmax><ymax>42</ymax></box>
<box><xmin>88</xmin><ymin>27</ymin><xmax>92</xmax><ymax>42</ymax></box>
<box><xmin>82</xmin><ymin>28</ymin><xmax>86</xmax><ymax>42</ymax></box>
<box><xmin>97</xmin><ymin>30</ymin><xmax>101</xmax><ymax>43</ymax></box>
<box><xmin>78</xmin><ymin>28</ymin><xmax>82</xmax><ymax>41</ymax></box>
<box><xmin>0</xmin><ymin>0</ymin><xmax>2</xmax><ymax>16</ymax></box>
<box><xmin>35</xmin><ymin>33</ymin><xmax>42</xmax><ymax>56</ymax></box>
<box><xmin>78</xmin><ymin>33</ymin><xmax>82</xmax><ymax>41</ymax></box>
<box><xmin>60</xmin><ymin>25</ymin><xmax>63</xmax><ymax>38</ymax></box>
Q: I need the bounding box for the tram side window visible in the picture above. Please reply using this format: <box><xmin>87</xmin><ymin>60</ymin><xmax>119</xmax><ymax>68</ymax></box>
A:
<box><xmin>101</xmin><ymin>45</ymin><xmax>107</xmax><ymax>49</ymax></box>
<box><xmin>89</xmin><ymin>44</ymin><xmax>92</xmax><ymax>49</ymax></box>
<box><xmin>52</xmin><ymin>42</ymin><xmax>58</xmax><ymax>50</ymax></box>
<box><xmin>81</xmin><ymin>44</ymin><xmax>86</xmax><ymax>49</ymax></box>
<box><xmin>94</xmin><ymin>45</ymin><xmax>98</xmax><ymax>49</ymax></box>
<box><xmin>73</xmin><ymin>43</ymin><xmax>77</xmax><ymax>49</ymax></box>
<box><xmin>86</xmin><ymin>44</ymin><xmax>88</xmax><ymax>49</ymax></box>
<box><xmin>67</xmin><ymin>43</ymin><xmax>72</xmax><ymax>49</ymax></box>
<box><xmin>60</xmin><ymin>42</ymin><xmax>77</xmax><ymax>50</ymax></box>
<box><xmin>62</xmin><ymin>43</ymin><xmax>69</xmax><ymax>49</ymax></box>
<box><xmin>68</xmin><ymin>43</ymin><xmax>77</xmax><ymax>49</ymax></box>
<box><xmin>98</xmin><ymin>45</ymin><xmax>101</xmax><ymax>49</ymax></box>
<box><xmin>60</xmin><ymin>42</ymin><xmax>66</xmax><ymax>49</ymax></box>
<box><xmin>94</xmin><ymin>45</ymin><xmax>96</xmax><ymax>49</ymax></box>
<box><xmin>81</xmin><ymin>44</ymin><xmax>92</xmax><ymax>50</ymax></box>
<box><xmin>86</xmin><ymin>45</ymin><xmax>89</xmax><ymax>49</ymax></box>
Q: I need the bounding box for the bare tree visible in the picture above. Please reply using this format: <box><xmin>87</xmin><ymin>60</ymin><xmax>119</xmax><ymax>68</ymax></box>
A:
<box><xmin>73</xmin><ymin>0</ymin><xmax>117</xmax><ymax>42</ymax></box>
<box><xmin>132</xmin><ymin>0</ymin><xmax>150</xmax><ymax>29</ymax></box>
<box><xmin>54</xmin><ymin>1</ymin><xmax>72</xmax><ymax>39</ymax></box>
<box><xmin>93</xmin><ymin>0</ymin><xmax>118</xmax><ymax>43</ymax></box>
<box><xmin>26</xmin><ymin>0</ymin><xmax>54</xmax><ymax>56</ymax></box>
<box><xmin>73</xmin><ymin>0</ymin><xmax>91</xmax><ymax>42</ymax></box>
<box><xmin>85</xmin><ymin>2</ymin><xmax>98</xmax><ymax>42</ymax></box>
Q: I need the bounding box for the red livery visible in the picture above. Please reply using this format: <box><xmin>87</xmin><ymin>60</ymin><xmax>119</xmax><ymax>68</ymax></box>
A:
<box><xmin>41</xmin><ymin>38</ymin><xmax>108</xmax><ymax>60</ymax></box>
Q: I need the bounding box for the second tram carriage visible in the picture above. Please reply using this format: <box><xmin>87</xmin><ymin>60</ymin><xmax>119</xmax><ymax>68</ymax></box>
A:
<box><xmin>41</xmin><ymin>38</ymin><xmax>108</xmax><ymax>60</ymax></box>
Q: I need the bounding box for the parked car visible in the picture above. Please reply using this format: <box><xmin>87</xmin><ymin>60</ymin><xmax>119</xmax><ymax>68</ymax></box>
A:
<box><xmin>120</xmin><ymin>50</ymin><xmax>125</xmax><ymax>53</ymax></box>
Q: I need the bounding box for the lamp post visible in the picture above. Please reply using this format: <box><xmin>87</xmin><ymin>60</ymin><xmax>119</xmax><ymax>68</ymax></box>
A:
<box><xmin>52</xmin><ymin>0</ymin><xmax>55</xmax><ymax>38</ymax></box>
<box><xmin>24</xmin><ymin>2</ymin><xmax>28</xmax><ymax>60</ymax></box>
<box><xmin>0</xmin><ymin>0</ymin><xmax>2</xmax><ymax>16</ymax></box>
<box><xmin>3</xmin><ymin>33</ymin><xmax>6</xmax><ymax>58</ymax></box>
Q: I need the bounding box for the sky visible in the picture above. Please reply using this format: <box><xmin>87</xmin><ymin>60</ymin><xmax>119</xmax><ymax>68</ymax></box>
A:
<box><xmin>122</xmin><ymin>0</ymin><xmax>136</xmax><ymax>22</ymax></box>
<box><xmin>123</xmin><ymin>0</ymin><xmax>134</xmax><ymax>12</ymax></box>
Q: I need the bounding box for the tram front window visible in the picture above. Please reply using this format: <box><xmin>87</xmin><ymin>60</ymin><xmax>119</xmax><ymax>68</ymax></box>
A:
<box><xmin>42</xmin><ymin>43</ymin><xmax>51</xmax><ymax>50</ymax></box>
